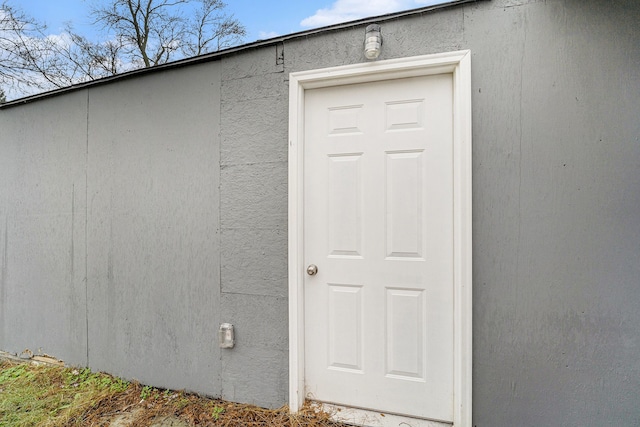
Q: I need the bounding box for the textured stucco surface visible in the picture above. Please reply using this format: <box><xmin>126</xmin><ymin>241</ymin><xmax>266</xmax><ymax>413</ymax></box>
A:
<box><xmin>84</xmin><ymin>63</ymin><xmax>222</xmax><ymax>395</ymax></box>
<box><xmin>464</xmin><ymin>1</ymin><xmax>640</xmax><ymax>425</ymax></box>
<box><xmin>218</xmin><ymin>47</ymin><xmax>290</xmax><ymax>406</ymax></box>
<box><xmin>0</xmin><ymin>63</ymin><xmax>222</xmax><ymax>395</ymax></box>
<box><xmin>0</xmin><ymin>91</ymin><xmax>88</xmax><ymax>366</ymax></box>
<box><xmin>1</xmin><ymin>0</ymin><xmax>639</xmax><ymax>425</ymax></box>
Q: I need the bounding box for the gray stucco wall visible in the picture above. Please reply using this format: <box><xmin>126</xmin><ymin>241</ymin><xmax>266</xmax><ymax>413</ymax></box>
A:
<box><xmin>0</xmin><ymin>91</ymin><xmax>88</xmax><ymax>366</ymax></box>
<box><xmin>1</xmin><ymin>62</ymin><xmax>223</xmax><ymax>395</ymax></box>
<box><xmin>466</xmin><ymin>1</ymin><xmax>640</xmax><ymax>425</ymax></box>
<box><xmin>84</xmin><ymin>63</ymin><xmax>222</xmax><ymax>395</ymax></box>
<box><xmin>1</xmin><ymin>0</ymin><xmax>639</xmax><ymax>425</ymax></box>
<box><xmin>218</xmin><ymin>49</ymin><xmax>290</xmax><ymax>407</ymax></box>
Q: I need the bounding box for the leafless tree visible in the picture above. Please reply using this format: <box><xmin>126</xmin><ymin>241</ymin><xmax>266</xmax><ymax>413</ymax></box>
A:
<box><xmin>0</xmin><ymin>2</ymin><xmax>66</xmax><ymax>92</ymax></box>
<box><xmin>183</xmin><ymin>0</ymin><xmax>245</xmax><ymax>55</ymax></box>
<box><xmin>0</xmin><ymin>3</ymin><xmax>108</xmax><ymax>96</ymax></box>
<box><xmin>0</xmin><ymin>0</ymin><xmax>245</xmax><ymax>100</ymax></box>
<box><xmin>61</xmin><ymin>25</ymin><xmax>126</xmax><ymax>81</ymax></box>
<box><xmin>91</xmin><ymin>0</ymin><xmax>246</xmax><ymax>67</ymax></box>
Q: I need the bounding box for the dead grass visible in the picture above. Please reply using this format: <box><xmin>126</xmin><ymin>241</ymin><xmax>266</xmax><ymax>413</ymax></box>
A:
<box><xmin>0</xmin><ymin>359</ymin><xmax>346</xmax><ymax>427</ymax></box>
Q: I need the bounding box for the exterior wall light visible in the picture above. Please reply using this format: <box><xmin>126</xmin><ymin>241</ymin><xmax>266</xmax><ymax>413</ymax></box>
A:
<box><xmin>219</xmin><ymin>323</ymin><xmax>235</xmax><ymax>348</ymax></box>
<box><xmin>364</xmin><ymin>24</ymin><xmax>382</xmax><ymax>60</ymax></box>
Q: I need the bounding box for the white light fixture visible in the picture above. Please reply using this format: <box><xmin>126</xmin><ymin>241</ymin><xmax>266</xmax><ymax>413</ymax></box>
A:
<box><xmin>364</xmin><ymin>24</ymin><xmax>382</xmax><ymax>60</ymax></box>
<box><xmin>219</xmin><ymin>323</ymin><xmax>235</xmax><ymax>348</ymax></box>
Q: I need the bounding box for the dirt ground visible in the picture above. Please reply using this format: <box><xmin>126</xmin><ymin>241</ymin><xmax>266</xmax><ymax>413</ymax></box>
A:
<box><xmin>0</xmin><ymin>353</ymin><xmax>347</xmax><ymax>427</ymax></box>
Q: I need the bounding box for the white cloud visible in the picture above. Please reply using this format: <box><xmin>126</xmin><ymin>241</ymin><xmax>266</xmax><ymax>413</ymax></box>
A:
<box><xmin>258</xmin><ymin>30</ymin><xmax>279</xmax><ymax>40</ymax></box>
<box><xmin>45</xmin><ymin>32</ymin><xmax>72</xmax><ymax>49</ymax></box>
<box><xmin>301</xmin><ymin>0</ymin><xmax>449</xmax><ymax>28</ymax></box>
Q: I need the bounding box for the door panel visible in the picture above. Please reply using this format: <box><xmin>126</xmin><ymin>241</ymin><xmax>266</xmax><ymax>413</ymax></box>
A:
<box><xmin>304</xmin><ymin>74</ymin><xmax>454</xmax><ymax>422</ymax></box>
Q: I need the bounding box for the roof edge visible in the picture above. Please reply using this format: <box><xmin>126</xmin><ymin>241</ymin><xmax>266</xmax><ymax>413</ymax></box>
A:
<box><xmin>0</xmin><ymin>0</ymin><xmax>481</xmax><ymax>109</ymax></box>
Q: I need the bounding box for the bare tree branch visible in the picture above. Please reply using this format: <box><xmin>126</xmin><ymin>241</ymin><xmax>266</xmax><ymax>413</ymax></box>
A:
<box><xmin>60</xmin><ymin>24</ymin><xmax>125</xmax><ymax>81</ymax></box>
<box><xmin>183</xmin><ymin>0</ymin><xmax>245</xmax><ymax>56</ymax></box>
<box><xmin>0</xmin><ymin>0</ymin><xmax>246</xmax><ymax>100</ymax></box>
<box><xmin>0</xmin><ymin>1</ymin><xmax>66</xmax><ymax>91</ymax></box>
<box><xmin>92</xmin><ymin>0</ymin><xmax>245</xmax><ymax>67</ymax></box>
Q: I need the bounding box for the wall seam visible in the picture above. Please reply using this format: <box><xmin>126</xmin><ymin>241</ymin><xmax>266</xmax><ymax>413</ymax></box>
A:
<box><xmin>514</xmin><ymin>8</ymin><xmax>527</xmax><ymax>323</ymax></box>
<box><xmin>220</xmin><ymin>160</ymin><xmax>287</xmax><ymax>168</ymax></box>
<box><xmin>218</xmin><ymin>63</ymin><xmax>224</xmax><ymax>398</ymax></box>
<box><xmin>0</xmin><ymin>216</ymin><xmax>7</xmax><ymax>348</ymax></box>
<box><xmin>84</xmin><ymin>89</ymin><xmax>90</xmax><ymax>367</ymax></box>
<box><xmin>220</xmin><ymin>290</ymin><xmax>286</xmax><ymax>299</ymax></box>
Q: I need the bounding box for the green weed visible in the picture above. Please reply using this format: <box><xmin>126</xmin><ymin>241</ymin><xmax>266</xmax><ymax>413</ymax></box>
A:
<box><xmin>212</xmin><ymin>405</ymin><xmax>225</xmax><ymax>420</ymax></box>
<box><xmin>0</xmin><ymin>359</ymin><xmax>345</xmax><ymax>427</ymax></box>
<box><xmin>0</xmin><ymin>361</ymin><xmax>126</xmax><ymax>427</ymax></box>
<box><xmin>140</xmin><ymin>385</ymin><xmax>158</xmax><ymax>400</ymax></box>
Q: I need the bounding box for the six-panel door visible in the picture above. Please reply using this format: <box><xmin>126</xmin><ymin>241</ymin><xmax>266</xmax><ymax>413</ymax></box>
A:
<box><xmin>304</xmin><ymin>73</ymin><xmax>455</xmax><ymax>423</ymax></box>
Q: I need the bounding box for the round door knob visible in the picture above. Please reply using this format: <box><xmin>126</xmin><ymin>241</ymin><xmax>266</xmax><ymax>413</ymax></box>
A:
<box><xmin>306</xmin><ymin>264</ymin><xmax>318</xmax><ymax>276</ymax></box>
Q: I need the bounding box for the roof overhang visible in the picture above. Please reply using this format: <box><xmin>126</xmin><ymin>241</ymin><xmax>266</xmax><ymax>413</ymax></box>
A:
<box><xmin>0</xmin><ymin>0</ymin><xmax>484</xmax><ymax>108</ymax></box>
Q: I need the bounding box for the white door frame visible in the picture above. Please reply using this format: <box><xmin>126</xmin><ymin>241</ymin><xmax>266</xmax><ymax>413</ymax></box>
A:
<box><xmin>288</xmin><ymin>50</ymin><xmax>472</xmax><ymax>427</ymax></box>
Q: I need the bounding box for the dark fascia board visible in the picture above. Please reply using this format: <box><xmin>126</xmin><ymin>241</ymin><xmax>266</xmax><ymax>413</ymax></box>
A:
<box><xmin>0</xmin><ymin>0</ymin><xmax>484</xmax><ymax>109</ymax></box>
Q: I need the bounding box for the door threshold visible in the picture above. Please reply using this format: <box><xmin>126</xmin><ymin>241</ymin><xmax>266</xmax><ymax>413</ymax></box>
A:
<box><xmin>317</xmin><ymin>402</ymin><xmax>453</xmax><ymax>427</ymax></box>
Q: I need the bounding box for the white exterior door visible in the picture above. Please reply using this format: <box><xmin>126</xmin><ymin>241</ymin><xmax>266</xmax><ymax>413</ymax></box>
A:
<box><xmin>303</xmin><ymin>73</ymin><xmax>454</xmax><ymax>423</ymax></box>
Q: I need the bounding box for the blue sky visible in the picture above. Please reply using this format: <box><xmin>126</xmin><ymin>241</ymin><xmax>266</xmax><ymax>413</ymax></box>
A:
<box><xmin>17</xmin><ymin>0</ymin><xmax>448</xmax><ymax>44</ymax></box>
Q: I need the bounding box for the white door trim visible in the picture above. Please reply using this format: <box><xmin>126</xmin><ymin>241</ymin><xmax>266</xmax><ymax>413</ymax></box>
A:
<box><xmin>288</xmin><ymin>50</ymin><xmax>472</xmax><ymax>427</ymax></box>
